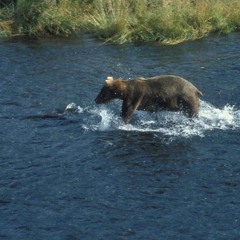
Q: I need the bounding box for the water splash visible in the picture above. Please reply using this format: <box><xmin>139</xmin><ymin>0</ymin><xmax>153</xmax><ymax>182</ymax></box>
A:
<box><xmin>66</xmin><ymin>101</ymin><xmax>240</xmax><ymax>138</ymax></box>
<box><xmin>89</xmin><ymin>106</ymin><xmax>118</xmax><ymax>131</ymax></box>
<box><xmin>65</xmin><ymin>102</ymin><xmax>83</xmax><ymax>114</ymax></box>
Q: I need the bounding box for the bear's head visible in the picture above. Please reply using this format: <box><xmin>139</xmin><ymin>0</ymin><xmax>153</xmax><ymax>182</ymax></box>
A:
<box><xmin>95</xmin><ymin>76</ymin><xmax>126</xmax><ymax>104</ymax></box>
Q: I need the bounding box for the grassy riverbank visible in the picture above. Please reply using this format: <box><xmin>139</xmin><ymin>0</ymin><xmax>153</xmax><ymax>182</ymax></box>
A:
<box><xmin>1</xmin><ymin>0</ymin><xmax>240</xmax><ymax>44</ymax></box>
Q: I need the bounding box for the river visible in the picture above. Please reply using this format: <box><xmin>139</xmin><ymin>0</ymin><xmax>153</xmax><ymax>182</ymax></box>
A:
<box><xmin>0</xmin><ymin>34</ymin><xmax>240</xmax><ymax>239</ymax></box>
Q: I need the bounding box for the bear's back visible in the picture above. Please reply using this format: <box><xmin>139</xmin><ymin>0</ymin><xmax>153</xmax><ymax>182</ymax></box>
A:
<box><xmin>132</xmin><ymin>75</ymin><xmax>201</xmax><ymax>97</ymax></box>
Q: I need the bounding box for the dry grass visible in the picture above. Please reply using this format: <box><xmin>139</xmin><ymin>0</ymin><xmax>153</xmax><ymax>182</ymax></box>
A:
<box><xmin>84</xmin><ymin>0</ymin><xmax>240</xmax><ymax>44</ymax></box>
<box><xmin>0</xmin><ymin>3</ymin><xmax>15</xmax><ymax>37</ymax></box>
<box><xmin>85</xmin><ymin>0</ymin><xmax>133</xmax><ymax>43</ymax></box>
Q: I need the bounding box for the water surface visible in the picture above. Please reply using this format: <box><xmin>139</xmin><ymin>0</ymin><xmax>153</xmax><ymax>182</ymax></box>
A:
<box><xmin>0</xmin><ymin>34</ymin><xmax>240</xmax><ymax>240</ymax></box>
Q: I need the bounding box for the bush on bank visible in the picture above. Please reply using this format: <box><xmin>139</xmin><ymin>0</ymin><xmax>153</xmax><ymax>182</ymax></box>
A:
<box><xmin>0</xmin><ymin>0</ymin><xmax>240</xmax><ymax>44</ymax></box>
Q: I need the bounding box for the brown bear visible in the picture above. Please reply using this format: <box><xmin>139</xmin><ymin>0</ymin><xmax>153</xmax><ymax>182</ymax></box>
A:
<box><xmin>95</xmin><ymin>75</ymin><xmax>203</xmax><ymax>124</ymax></box>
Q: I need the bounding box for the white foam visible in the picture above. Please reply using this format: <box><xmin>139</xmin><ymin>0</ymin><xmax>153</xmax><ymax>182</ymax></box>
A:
<box><xmin>66</xmin><ymin>101</ymin><xmax>240</xmax><ymax>138</ymax></box>
<box><xmin>198</xmin><ymin>101</ymin><xmax>239</xmax><ymax>130</ymax></box>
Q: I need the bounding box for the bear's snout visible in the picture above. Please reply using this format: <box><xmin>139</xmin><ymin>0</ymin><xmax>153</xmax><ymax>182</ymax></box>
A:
<box><xmin>95</xmin><ymin>93</ymin><xmax>109</xmax><ymax>104</ymax></box>
<box><xmin>95</xmin><ymin>94</ymin><xmax>102</xmax><ymax>104</ymax></box>
<box><xmin>95</xmin><ymin>96</ymin><xmax>101</xmax><ymax>104</ymax></box>
<box><xmin>95</xmin><ymin>86</ymin><xmax>113</xmax><ymax>104</ymax></box>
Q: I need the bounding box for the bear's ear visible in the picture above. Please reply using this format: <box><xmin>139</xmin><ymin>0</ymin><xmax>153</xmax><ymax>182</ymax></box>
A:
<box><xmin>105</xmin><ymin>76</ymin><xmax>114</xmax><ymax>85</ymax></box>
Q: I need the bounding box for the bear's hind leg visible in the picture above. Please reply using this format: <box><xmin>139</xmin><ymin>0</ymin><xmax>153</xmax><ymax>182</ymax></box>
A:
<box><xmin>179</xmin><ymin>96</ymin><xmax>200</xmax><ymax>118</ymax></box>
<box><xmin>167</xmin><ymin>98</ymin><xmax>179</xmax><ymax>111</ymax></box>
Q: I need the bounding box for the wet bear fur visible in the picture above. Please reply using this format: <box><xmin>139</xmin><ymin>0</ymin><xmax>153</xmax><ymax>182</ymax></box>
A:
<box><xmin>95</xmin><ymin>75</ymin><xmax>203</xmax><ymax>124</ymax></box>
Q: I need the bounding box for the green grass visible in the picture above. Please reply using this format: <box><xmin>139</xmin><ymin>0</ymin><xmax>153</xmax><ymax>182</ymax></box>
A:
<box><xmin>0</xmin><ymin>0</ymin><xmax>240</xmax><ymax>44</ymax></box>
<box><xmin>16</xmin><ymin>0</ymin><xmax>83</xmax><ymax>36</ymax></box>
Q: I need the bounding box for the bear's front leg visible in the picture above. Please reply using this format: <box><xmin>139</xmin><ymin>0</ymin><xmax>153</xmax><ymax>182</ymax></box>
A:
<box><xmin>121</xmin><ymin>98</ymin><xmax>141</xmax><ymax>124</ymax></box>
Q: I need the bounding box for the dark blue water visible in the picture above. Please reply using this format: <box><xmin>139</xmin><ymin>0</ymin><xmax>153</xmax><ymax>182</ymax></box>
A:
<box><xmin>1</xmin><ymin>34</ymin><xmax>240</xmax><ymax>240</ymax></box>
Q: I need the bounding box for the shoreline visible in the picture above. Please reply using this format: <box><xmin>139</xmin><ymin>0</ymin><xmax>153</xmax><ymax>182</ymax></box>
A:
<box><xmin>1</xmin><ymin>0</ymin><xmax>240</xmax><ymax>45</ymax></box>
